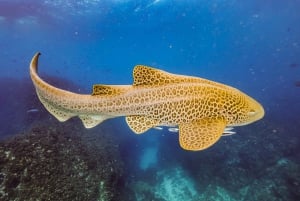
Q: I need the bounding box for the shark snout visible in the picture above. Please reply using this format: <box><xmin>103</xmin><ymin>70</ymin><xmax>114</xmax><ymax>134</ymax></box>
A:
<box><xmin>248</xmin><ymin>99</ymin><xmax>265</xmax><ymax>122</ymax></box>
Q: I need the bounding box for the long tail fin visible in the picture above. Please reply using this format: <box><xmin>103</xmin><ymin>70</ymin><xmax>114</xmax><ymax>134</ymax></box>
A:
<box><xmin>30</xmin><ymin>52</ymin><xmax>76</xmax><ymax>122</ymax></box>
<box><xmin>30</xmin><ymin>53</ymin><xmax>116</xmax><ymax>129</ymax></box>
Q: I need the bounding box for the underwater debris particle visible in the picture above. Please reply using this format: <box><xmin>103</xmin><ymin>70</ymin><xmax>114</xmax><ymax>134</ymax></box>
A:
<box><xmin>294</xmin><ymin>81</ymin><xmax>300</xmax><ymax>87</ymax></box>
<box><xmin>289</xmin><ymin>63</ymin><xmax>299</xmax><ymax>68</ymax></box>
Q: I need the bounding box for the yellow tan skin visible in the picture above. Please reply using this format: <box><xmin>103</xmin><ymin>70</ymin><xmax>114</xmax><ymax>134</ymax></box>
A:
<box><xmin>30</xmin><ymin>52</ymin><xmax>264</xmax><ymax>151</ymax></box>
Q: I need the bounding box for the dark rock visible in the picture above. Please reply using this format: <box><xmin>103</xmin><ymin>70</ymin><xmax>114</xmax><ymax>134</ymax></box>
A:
<box><xmin>0</xmin><ymin>120</ymin><xmax>124</xmax><ymax>201</ymax></box>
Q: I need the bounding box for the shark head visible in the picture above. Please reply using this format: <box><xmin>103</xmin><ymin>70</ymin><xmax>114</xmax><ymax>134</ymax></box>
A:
<box><xmin>231</xmin><ymin>93</ymin><xmax>265</xmax><ymax>126</ymax></box>
<box><xmin>246</xmin><ymin>95</ymin><xmax>265</xmax><ymax>124</ymax></box>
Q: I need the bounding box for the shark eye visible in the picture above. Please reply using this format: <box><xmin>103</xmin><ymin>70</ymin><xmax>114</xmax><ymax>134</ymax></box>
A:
<box><xmin>248</xmin><ymin>109</ymin><xmax>257</xmax><ymax>116</ymax></box>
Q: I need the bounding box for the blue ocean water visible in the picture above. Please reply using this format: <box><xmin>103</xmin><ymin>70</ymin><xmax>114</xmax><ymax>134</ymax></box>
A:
<box><xmin>0</xmin><ymin>0</ymin><xmax>300</xmax><ymax>200</ymax></box>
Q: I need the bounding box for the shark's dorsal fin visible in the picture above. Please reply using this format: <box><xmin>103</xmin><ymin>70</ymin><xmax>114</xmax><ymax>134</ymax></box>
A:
<box><xmin>92</xmin><ymin>85</ymin><xmax>129</xmax><ymax>96</ymax></box>
<box><xmin>133</xmin><ymin>65</ymin><xmax>238</xmax><ymax>92</ymax></box>
<box><xmin>133</xmin><ymin>65</ymin><xmax>203</xmax><ymax>86</ymax></box>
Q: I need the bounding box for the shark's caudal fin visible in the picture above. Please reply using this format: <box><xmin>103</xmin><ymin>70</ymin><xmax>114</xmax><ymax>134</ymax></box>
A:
<box><xmin>30</xmin><ymin>52</ymin><xmax>115</xmax><ymax>129</ymax></box>
<box><xmin>38</xmin><ymin>99</ymin><xmax>110</xmax><ymax>129</ymax></box>
<box><xmin>30</xmin><ymin>53</ymin><xmax>76</xmax><ymax>123</ymax></box>
<box><xmin>36</xmin><ymin>92</ymin><xmax>75</xmax><ymax>122</ymax></box>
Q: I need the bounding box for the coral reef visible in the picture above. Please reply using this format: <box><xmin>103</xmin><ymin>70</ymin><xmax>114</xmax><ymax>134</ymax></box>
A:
<box><xmin>129</xmin><ymin>117</ymin><xmax>300</xmax><ymax>201</ymax></box>
<box><xmin>154</xmin><ymin>167</ymin><xmax>198</xmax><ymax>201</ymax></box>
<box><xmin>0</xmin><ymin>119</ymin><xmax>123</xmax><ymax>201</ymax></box>
<box><xmin>242</xmin><ymin>158</ymin><xmax>300</xmax><ymax>201</ymax></box>
<box><xmin>131</xmin><ymin>166</ymin><xmax>199</xmax><ymax>201</ymax></box>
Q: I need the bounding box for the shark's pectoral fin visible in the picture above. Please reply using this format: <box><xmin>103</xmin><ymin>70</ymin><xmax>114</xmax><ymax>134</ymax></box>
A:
<box><xmin>79</xmin><ymin>114</ymin><xmax>112</xmax><ymax>129</ymax></box>
<box><xmin>37</xmin><ymin>92</ymin><xmax>74</xmax><ymax>122</ymax></box>
<box><xmin>126</xmin><ymin>115</ymin><xmax>159</xmax><ymax>134</ymax></box>
<box><xmin>179</xmin><ymin>118</ymin><xmax>227</xmax><ymax>151</ymax></box>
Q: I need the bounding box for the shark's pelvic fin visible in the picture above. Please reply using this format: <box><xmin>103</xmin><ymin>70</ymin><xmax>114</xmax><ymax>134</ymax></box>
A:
<box><xmin>179</xmin><ymin>117</ymin><xmax>227</xmax><ymax>151</ymax></box>
<box><xmin>126</xmin><ymin>115</ymin><xmax>159</xmax><ymax>134</ymax></box>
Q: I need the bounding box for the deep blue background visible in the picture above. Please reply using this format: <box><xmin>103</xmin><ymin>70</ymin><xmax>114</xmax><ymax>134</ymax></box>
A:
<box><xmin>1</xmin><ymin>0</ymin><xmax>300</xmax><ymax>121</ymax></box>
<box><xmin>0</xmin><ymin>1</ymin><xmax>300</xmax><ymax>199</ymax></box>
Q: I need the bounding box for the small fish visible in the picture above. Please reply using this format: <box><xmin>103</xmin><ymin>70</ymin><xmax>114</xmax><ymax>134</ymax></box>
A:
<box><xmin>222</xmin><ymin>127</ymin><xmax>236</xmax><ymax>136</ymax></box>
<box><xmin>222</xmin><ymin>131</ymin><xmax>236</xmax><ymax>136</ymax></box>
<box><xmin>224</xmin><ymin>127</ymin><xmax>234</xmax><ymax>131</ymax></box>
<box><xmin>168</xmin><ymin>127</ymin><xmax>179</xmax><ymax>133</ymax></box>
<box><xmin>27</xmin><ymin>108</ymin><xmax>39</xmax><ymax>113</ymax></box>
<box><xmin>153</xmin><ymin>126</ymin><xmax>163</xmax><ymax>130</ymax></box>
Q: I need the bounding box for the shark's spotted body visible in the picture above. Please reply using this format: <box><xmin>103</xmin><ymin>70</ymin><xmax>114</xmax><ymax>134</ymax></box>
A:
<box><xmin>30</xmin><ymin>53</ymin><xmax>264</xmax><ymax>151</ymax></box>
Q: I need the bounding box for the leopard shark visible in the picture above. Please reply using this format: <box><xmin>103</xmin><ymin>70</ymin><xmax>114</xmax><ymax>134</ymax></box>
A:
<box><xmin>30</xmin><ymin>52</ymin><xmax>264</xmax><ymax>151</ymax></box>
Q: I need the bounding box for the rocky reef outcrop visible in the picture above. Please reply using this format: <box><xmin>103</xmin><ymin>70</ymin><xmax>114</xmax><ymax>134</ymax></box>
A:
<box><xmin>0</xmin><ymin>119</ymin><xmax>123</xmax><ymax>201</ymax></box>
